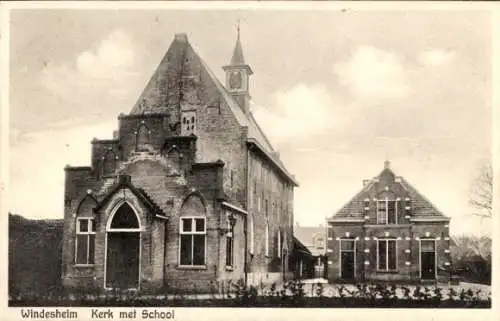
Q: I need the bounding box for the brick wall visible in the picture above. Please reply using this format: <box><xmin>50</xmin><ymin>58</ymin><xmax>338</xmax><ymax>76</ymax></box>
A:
<box><xmin>246</xmin><ymin>150</ymin><xmax>294</xmax><ymax>285</ymax></box>
<box><xmin>327</xmin><ymin>220</ymin><xmax>450</xmax><ymax>283</ymax></box>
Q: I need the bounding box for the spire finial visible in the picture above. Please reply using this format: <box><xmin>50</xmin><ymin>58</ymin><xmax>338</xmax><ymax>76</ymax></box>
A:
<box><xmin>237</xmin><ymin>18</ymin><xmax>241</xmax><ymax>40</ymax></box>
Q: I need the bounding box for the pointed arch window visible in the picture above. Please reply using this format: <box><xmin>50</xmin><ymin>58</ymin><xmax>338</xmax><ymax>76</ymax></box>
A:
<box><xmin>75</xmin><ymin>217</ymin><xmax>95</xmax><ymax>265</ymax></box>
<box><xmin>136</xmin><ymin>123</ymin><xmax>150</xmax><ymax>152</ymax></box>
<box><xmin>102</xmin><ymin>150</ymin><xmax>117</xmax><ymax>176</ymax></box>
<box><xmin>277</xmin><ymin>228</ymin><xmax>282</xmax><ymax>258</ymax></box>
<box><xmin>75</xmin><ymin>196</ymin><xmax>97</xmax><ymax>266</ymax></box>
<box><xmin>179</xmin><ymin>195</ymin><xmax>206</xmax><ymax>267</ymax></box>
<box><xmin>265</xmin><ymin>222</ymin><xmax>270</xmax><ymax>257</ymax></box>
<box><xmin>109</xmin><ymin>203</ymin><xmax>140</xmax><ymax>230</ymax></box>
<box><xmin>166</xmin><ymin>148</ymin><xmax>181</xmax><ymax>176</ymax></box>
<box><xmin>248</xmin><ymin>213</ymin><xmax>255</xmax><ymax>255</ymax></box>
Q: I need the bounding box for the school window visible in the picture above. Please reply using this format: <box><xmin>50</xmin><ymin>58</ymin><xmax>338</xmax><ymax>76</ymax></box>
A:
<box><xmin>225</xmin><ymin>215</ymin><xmax>234</xmax><ymax>268</ymax></box>
<box><xmin>75</xmin><ymin>217</ymin><xmax>95</xmax><ymax>265</ymax></box>
<box><xmin>377</xmin><ymin>239</ymin><xmax>397</xmax><ymax>271</ymax></box>
<box><xmin>377</xmin><ymin>199</ymin><xmax>398</xmax><ymax>224</ymax></box>
<box><xmin>179</xmin><ymin>217</ymin><xmax>206</xmax><ymax>266</ymax></box>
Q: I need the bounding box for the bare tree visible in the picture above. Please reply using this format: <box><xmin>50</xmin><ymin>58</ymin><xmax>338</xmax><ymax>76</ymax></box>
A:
<box><xmin>469</xmin><ymin>162</ymin><xmax>492</xmax><ymax>218</ymax></box>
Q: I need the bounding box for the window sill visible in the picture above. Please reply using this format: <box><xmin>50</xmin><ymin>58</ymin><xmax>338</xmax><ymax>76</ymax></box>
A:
<box><xmin>376</xmin><ymin>269</ymin><xmax>399</xmax><ymax>274</ymax></box>
<box><xmin>177</xmin><ymin>265</ymin><xmax>207</xmax><ymax>270</ymax></box>
<box><xmin>365</xmin><ymin>224</ymin><xmax>411</xmax><ymax>228</ymax></box>
<box><xmin>225</xmin><ymin>266</ymin><xmax>234</xmax><ymax>271</ymax></box>
<box><xmin>74</xmin><ymin>264</ymin><xmax>95</xmax><ymax>268</ymax></box>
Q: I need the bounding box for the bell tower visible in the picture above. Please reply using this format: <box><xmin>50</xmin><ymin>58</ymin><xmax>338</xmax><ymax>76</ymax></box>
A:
<box><xmin>223</xmin><ymin>22</ymin><xmax>253</xmax><ymax>115</ymax></box>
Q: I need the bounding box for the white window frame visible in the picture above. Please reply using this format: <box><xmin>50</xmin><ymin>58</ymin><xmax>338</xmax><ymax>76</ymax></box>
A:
<box><xmin>75</xmin><ymin>217</ymin><xmax>96</xmax><ymax>265</ymax></box>
<box><xmin>376</xmin><ymin>199</ymin><xmax>398</xmax><ymax>225</ymax></box>
<box><xmin>376</xmin><ymin>238</ymin><xmax>398</xmax><ymax>271</ymax></box>
<box><xmin>179</xmin><ymin>216</ymin><xmax>207</xmax><ymax>267</ymax></box>
<box><xmin>419</xmin><ymin>238</ymin><xmax>437</xmax><ymax>280</ymax></box>
<box><xmin>338</xmin><ymin>238</ymin><xmax>357</xmax><ymax>278</ymax></box>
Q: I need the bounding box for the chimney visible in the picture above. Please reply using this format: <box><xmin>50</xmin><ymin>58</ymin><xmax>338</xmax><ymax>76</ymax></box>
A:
<box><xmin>384</xmin><ymin>160</ymin><xmax>391</xmax><ymax>169</ymax></box>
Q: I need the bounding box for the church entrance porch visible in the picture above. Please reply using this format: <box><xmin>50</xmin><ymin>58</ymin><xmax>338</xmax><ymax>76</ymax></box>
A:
<box><xmin>104</xmin><ymin>202</ymin><xmax>142</xmax><ymax>290</ymax></box>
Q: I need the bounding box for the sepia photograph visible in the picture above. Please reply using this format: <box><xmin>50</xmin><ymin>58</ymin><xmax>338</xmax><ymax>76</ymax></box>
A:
<box><xmin>1</xmin><ymin>2</ymin><xmax>496</xmax><ymax>316</ymax></box>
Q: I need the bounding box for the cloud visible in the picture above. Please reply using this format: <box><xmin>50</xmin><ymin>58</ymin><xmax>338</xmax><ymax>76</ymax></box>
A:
<box><xmin>417</xmin><ymin>49</ymin><xmax>457</xmax><ymax>67</ymax></box>
<box><xmin>36</xmin><ymin>29</ymin><xmax>144</xmax><ymax>125</ymax></box>
<box><xmin>252</xmin><ymin>84</ymin><xmax>342</xmax><ymax>144</ymax></box>
<box><xmin>9</xmin><ymin>120</ymin><xmax>117</xmax><ymax>219</ymax></box>
<box><xmin>76</xmin><ymin>29</ymin><xmax>137</xmax><ymax>80</ymax></box>
<box><xmin>334</xmin><ymin>46</ymin><xmax>410</xmax><ymax>101</ymax></box>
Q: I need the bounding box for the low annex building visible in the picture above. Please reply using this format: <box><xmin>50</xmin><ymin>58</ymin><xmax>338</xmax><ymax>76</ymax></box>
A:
<box><xmin>293</xmin><ymin>225</ymin><xmax>327</xmax><ymax>279</ymax></box>
<box><xmin>326</xmin><ymin>161</ymin><xmax>452</xmax><ymax>283</ymax></box>
<box><xmin>61</xmin><ymin>31</ymin><xmax>298</xmax><ymax>293</ymax></box>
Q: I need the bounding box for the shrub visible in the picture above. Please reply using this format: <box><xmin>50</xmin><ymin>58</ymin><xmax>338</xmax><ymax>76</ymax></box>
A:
<box><xmin>8</xmin><ymin>281</ymin><xmax>491</xmax><ymax>308</ymax></box>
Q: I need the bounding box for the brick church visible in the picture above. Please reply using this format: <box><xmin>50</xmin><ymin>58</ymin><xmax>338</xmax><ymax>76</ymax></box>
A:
<box><xmin>326</xmin><ymin>161</ymin><xmax>452</xmax><ymax>283</ymax></box>
<box><xmin>61</xmin><ymin>31</ymin><xmax>298</xmax><ymax>293</ymax></box>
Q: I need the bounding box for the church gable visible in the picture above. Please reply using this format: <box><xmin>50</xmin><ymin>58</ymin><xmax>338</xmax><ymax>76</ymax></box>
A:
<box><xmin>93</xmin><ymin>174</ymin><xmax>168</xmax><ymax>221</ymax></box>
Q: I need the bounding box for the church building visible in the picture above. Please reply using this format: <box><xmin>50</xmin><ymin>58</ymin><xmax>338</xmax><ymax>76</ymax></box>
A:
<box><xmin>61</xmin><ymin>31</ymin><xmax>298</xmax><ymax>294</ymax></box>
<box><xmin>326</xmin><ymin>161</ymin><xmax>452</xmax><ymax>283</ymax></box>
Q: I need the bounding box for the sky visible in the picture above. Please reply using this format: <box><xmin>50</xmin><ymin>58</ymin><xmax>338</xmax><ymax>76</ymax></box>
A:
<box><xmin>6</xmin><ymin>8</ymin><xmax>493</xmax><ymax>236</ymax></box>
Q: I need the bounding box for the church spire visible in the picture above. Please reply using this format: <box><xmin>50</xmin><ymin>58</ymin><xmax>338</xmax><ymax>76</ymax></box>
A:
<box><xmin>230</xmin><ymin>19</ymin><xmax>246</xmax><ymax>65</ymax></box>
<box><xmin>223</xmin><ymin>21</ymin><xmax>253</xmax><ymax>115</ymax></box>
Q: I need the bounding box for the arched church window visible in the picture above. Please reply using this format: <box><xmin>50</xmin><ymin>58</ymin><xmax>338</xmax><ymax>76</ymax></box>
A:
<box><xmin>110</xmin><ymin>202</ymin><xmax>140</xmax><ymax>229</ymax></box>
<box><xmin>166</xmin><ymin>148</ymin><xmax>181</xmax><ymax>176</ymax></box>
<box><xmin>103</xmin><ymin>150</ymin><xmax>117</xmax><ymax>176</ymax></box>
<box><xmin>75</xmin><ymin>195</ymin><xmax>97</xmax><ymax>265</ymax></box>
<box><xmin>136</xmin><ymin>123</ymin><xmax>150</xmax><ymax>152</ymax></box>
<box><xmin>179</xmin><ymin>194</ymin><xmax>206</xmax><ymax>266</ymax></box>
<box><xmin>248</xmin><ymin>214</ymin><xmax>254</xmax><ymax>255</ymax></box>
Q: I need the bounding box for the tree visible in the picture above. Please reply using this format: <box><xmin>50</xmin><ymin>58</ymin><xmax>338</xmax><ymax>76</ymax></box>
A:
<box><xmin>469</xmin><ymin>162</ymin><xmax>492</xmax><ymax>218</ymax></box>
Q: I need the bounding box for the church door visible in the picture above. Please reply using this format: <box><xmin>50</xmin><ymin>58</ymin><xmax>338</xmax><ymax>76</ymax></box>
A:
<box><xmin>105</xmin><ymin>202</ymin><xmax>141</xmax><ymax>289</ymax></box>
